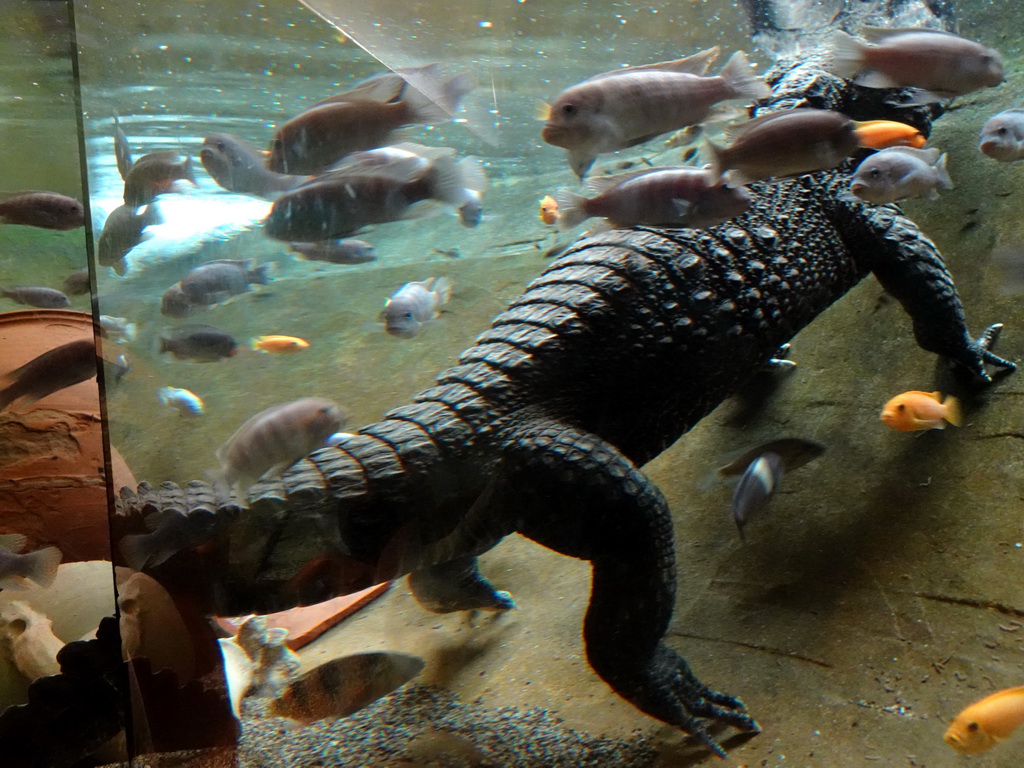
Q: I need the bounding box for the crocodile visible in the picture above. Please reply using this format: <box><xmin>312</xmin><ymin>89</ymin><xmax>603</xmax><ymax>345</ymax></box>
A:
<box><xmin>5</xmin><ymin>6</ymin><xmax>1016</xmax><ymax>766</ymax></box>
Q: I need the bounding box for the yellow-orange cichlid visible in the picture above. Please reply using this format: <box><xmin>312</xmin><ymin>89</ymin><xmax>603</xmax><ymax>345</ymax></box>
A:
<box><xmin>944</xmin><ymin>686</ymin><xmax>1024</xmax><ymax>754</ymax></box>
<box><xmin>880</xmin><ymin>390</ymin><xmax>961</xmax><ymax>431</ymax></box>
<box><xmin>251</xmin><ymin>335</ymin><xmax>310</xmax><ymax>354</ymax></box>
<box><xmin>539</xmin><ymin>194</ymin><xmax>559</xmax><ymax>225</ymax></box>
<box><xmin>854</xmin><ymin>119</ymin><xmax>927</xmax><ymax>149</ymax></box>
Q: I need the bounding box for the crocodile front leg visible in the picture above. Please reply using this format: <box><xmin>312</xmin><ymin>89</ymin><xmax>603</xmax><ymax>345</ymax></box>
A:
<box><xmin>840</xmin><ymin>201</ymin><xmax>1016</xmax><ymax>385</ymax></box>
<box><xmin>505</xmin><ymin>421</ymin><xmax>758</xmax><ymax>757</ymax></box>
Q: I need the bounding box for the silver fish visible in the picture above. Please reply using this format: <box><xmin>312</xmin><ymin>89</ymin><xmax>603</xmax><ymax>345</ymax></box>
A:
<box><xmin>61</xmin><ymin>268</ymin><xmax>91</xmax><ymax>296</ymax></box>
<box><xmin>201</xmin><ymin>133</ymin><xmax>306</xmax><ymax>198</ymax></box>
<box><xmin>555</xmin><ymin>166</ymin><xmax>751</xmax><ymax>231</ymax></box>
<box><xmin>179</xmin><ymin>259</ymin><xmax>271</xmax><ymax>306</ymax></box>
<box><xmin>379</xmin><ymin>277</ymin><xmax>452</xmax><ymax>338</ymax></box>
<box><xmin>979</xmin><ymin>108</ymin><xmax>1024</xmax><ymax>162</ymax></box>
<box><xmin>850</xmin><ymin>146</ymin><xmax>953</xmax><ymax>203</ymax></box>
<box><xmin>828</xmin><ymin>27</ymin><xmax>1004</xmax><ymax>104</ymax></box>
<box><xmin>0</xmin><ymin>534</ymin><xmax>61</xmax><ymax>591</ymax></box>
<box><xmin>731</xmin><ymin>451</ymin><xmax>784</xmax><ymax>539</ymax></box>
<box><xmin>1</xmin><ymin>286</ymin><xmax>70</xmax><ymax>309</ymax></box>
<box><xmin>97</xmin><ymin>203</ymin><xmax>160</xmax><ymax>273</ymax></box>
<box><xmin>0</xmin><ymin>339</ymin><xmax>97</xmax><ymax>411</ymax></box>
<box><xmin>289</xmin><ymin>239</ymin><xmax>377</xmax><ymax>265</ymax></box>
<box><xmin>214</xmin><ymin>397</ymin><xmax>348</xmax><ymax>496</ymax></box>
<box><xmin>122</xmin><ymin>151</ymin><xmax>196</xmax><ymax>207</ymax></box>
<box><xmin>0</xmin><ymin>191</ymin><xmax>84</xmax><ymax>230</ymax></box>
<box><xmin>542</xmin><ymin>49</ymin><xmax>768</xmax><ymax>178</ymax></box>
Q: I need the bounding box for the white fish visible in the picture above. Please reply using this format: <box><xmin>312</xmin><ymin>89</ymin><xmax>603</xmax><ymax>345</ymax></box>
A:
<box><xmin>850</xmin><ymin>146</ymin><xmax>953</xmax><ymax>203</ymax></box>
<box><xmin>98</xmin><ymin>315</ymin><xmax>137</xmax><ymax>343</ymax></box>
<box><xmin>731</xmin><ymin>452</ymin><xmax>784</xmax><ymax>540</ymax></box>
<box><xmin>379</xmin><ymin>277</ymin><xmax>453</xmax><ymax>339</ymax></box>
<box><xmin>156</xmin><ymin>387</ymin><xmax>204</xmax><ymax>417</ymax></box>
<box><xmin>0</xmin><ymin>534</ymin><xmax>61</xmax><ymax>591</ymax></box>
<box><xmin>218</xmin><ymin>637</ymin><xmax>255</xmax><ymax>720</ymax></box>
<box><xmin>979</xmin><ymin>108</ymin><xmax>1024</xmax><ymax>162</ymax></box>
<box><xmin>214</xmin><ymin>397</ymin><xmax>348</xmax><ymax>496</ymax></box>
<box><xmin>157</xmin><ymin>386</ymin><xmax>205</xmax><ymax>416</ymax></box>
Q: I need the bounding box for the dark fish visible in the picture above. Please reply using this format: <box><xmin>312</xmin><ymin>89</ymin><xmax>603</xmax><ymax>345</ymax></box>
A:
<box><xmin>123</xmin><ymin>151</ymin><xmax>196</xmax><ymax>206</ymax></box>
<box><xmin>289</xmin><ymin>239</ymin><xmax>377</xmax><ymax>265</ymax></box>
<box><xmin>267</xmin><ymin>70</ymin><xmax>473</xmax><ymax>174</ymax></box>
<box><xmin>61</xmin><ymin>268</ymin><xmax>91</xmax><ymax>296</ymax></box>
<box><xmin>269</xmin><ymin>652</ymin><xmax>425</xmax><ymax>726</ymax></box>
<box><xmin>264</xmin><ymin>154</ymin><xmax>472</xmax><ymax>242</ymax></box>
<box><xmin>114</xmin><ymin>113</ymin><xmax>133</xmax><ymax>181</ymax></box>
<box><xmin>201</xmin><ymin>133</ymin><xmax>306</xmax><ymax>198</ymax></box>
<box><xmin>731</xmin><ymin>451</ymin><xmax>784</xmax><ymax>539</ymax></box>
<box><xmin>0</xmin><ymin>534</ymin><xmax>61</xmax><ymax>590</ymax></box>
<box><xmin>179</xmin><ymin>259</ymin><xmax>271</xmax><ymax>306</ymax></box>
<box><xmin>310</xmin><ymin>64</ymin><xmax>441</xmax><ymax>109</ymax></box>
<box><xmin>0</xmin><ymin>191</ymin><xmax>84</xmax><ymax>230</ymax></box>
<box><xmin>0</xmin><ymin>339</ymin><xmax>97</xmax><ymax>411</ymax></box>
<box><xmin>119</xmin><ymin>508</ymin><xmax>223</xmax><ymax>571</ymax></box>
<box><xmin>1</xmin><ymin>286</ymin><xmax>70</xmax><ymax>308</ymax></box>
<box><xmin>707</xmin><ymin>108</ymin><xmax>860</xmax><ymax>184</ymax></box>
<box><xmin>160</xmin><ymin>283</ymin><xmax>202</xmax><ymax>318</ymax></box>
<box><xmin>214</xmin><ymin>397</ymin><xmax>347</xmax><ymax>495</ymax></box>
<box><xmin>158</xmin><ymin>325</ymin><xmax>238</xmax><ymax>362</ymax></box>
<box><xmin>716</xmin><ymin>437</ymin><xmax>826</xmax><ymax>478</ymax></box>
<box><xmin>97</xmin><ymin>203</ymin><xmax>160</xmax><ymax>271</ymax></box>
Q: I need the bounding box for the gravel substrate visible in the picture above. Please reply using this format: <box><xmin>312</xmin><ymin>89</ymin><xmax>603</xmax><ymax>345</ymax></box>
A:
<box><xmin>239</xmin><ymin>683</ymin><xmax>658</xmax><ymax>767</ymax></box>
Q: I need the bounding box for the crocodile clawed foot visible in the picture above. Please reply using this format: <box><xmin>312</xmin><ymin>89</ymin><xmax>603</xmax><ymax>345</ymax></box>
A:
<box><xmin>960</xmin><ymin>322</ymin><xmax>1017</xmax><ymax>385</ymax></box>
<box><xmin>621</xmin><ymin>644</ymin><xmax>760</xmax><ymax>758</ymax></box>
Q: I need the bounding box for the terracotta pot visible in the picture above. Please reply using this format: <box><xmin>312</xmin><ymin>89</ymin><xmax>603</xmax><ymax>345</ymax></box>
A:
<box><xmin>0</xmin><ymin>309</ymin><xmax>136</xmax><ymax>562</ymax></box>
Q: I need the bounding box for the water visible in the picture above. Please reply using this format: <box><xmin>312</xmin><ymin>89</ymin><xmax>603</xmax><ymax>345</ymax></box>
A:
<box><xmin>3</xmin><ymin>0</ymin><xmax>1024</xmax><ymax>765</ymax></box>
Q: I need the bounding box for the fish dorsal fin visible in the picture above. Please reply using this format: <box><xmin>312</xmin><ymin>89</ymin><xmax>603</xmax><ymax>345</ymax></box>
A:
<box><xmin>389</xmin><ymin>142</ymin><xmax>455</xmax><ymax>162</ymax></box>
<box><xmin>0</xmin><ymin>534</ymin><xmax>27</xmax><ymax>552</ymax></box>
<box><xmin>585</xmin><ymin>167</ymin><xmax>672</xmax><ymax>194</ymax></box>
<box><xmin>723</xmin><ymin>108</ymin><xmax>823</xmax><ymax>143</ymax></box>
<box><xmin>584</xmin><ymin>46</ymin><xmax>720</xmax><ymax>82</ymax></box>
<box><xmin>858</xmin><ymin>26</ymin><xmax>959</xmax><ymax>44</ymax></box>
<box><xmin>322</xmin><ymin>155</ymin><xmax>427</xmax><ymax>184</ymax></box>
<box><xmin>884</xmin><ymin>146</ymin><xmax>942</xmax><ymax>164</ymax></box>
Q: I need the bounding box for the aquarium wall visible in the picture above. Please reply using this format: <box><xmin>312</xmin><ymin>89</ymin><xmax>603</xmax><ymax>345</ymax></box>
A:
<box><xmin>1</xmin><ymin>0</ymin><xmax>1024</xmax><ymax>765</ymax></box>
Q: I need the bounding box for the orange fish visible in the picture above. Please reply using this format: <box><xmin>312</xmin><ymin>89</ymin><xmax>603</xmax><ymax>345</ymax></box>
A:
<box><xmin>880</xmin><ymin>390</ymin><xmax>961</xmax><ymax>431</ymax></box>
<box><xmin>854</xmin><ymin>119</ymin><xmax>927</xmax><ymax>149</ymax></box>
<box><xmin>251</xmin><ymin>335</ymin><xmax>310</xmax><ymax>354</ymax></box>
<box><xmin>539</xmin><ymin>194</ymin><xmax>559</xmax><ymax>225</ymax></box>
<box><xmin>944</xmin><ymin>686</ymin><xmax>1024</xmax><ymax>754</ymax></box>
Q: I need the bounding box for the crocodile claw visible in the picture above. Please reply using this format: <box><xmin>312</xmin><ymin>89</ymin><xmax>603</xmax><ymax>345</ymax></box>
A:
<box><xmin>962</xmin><ymin>322</ymin><xmax>1016</xmax><ymax>384</ymax></box>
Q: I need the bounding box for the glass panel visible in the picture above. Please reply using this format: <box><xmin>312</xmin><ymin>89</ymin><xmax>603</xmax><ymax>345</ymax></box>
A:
<box><xmin>30</xmin><ymin>0</ymin><xmax>1024</xmax><ymax>765</ymax></box>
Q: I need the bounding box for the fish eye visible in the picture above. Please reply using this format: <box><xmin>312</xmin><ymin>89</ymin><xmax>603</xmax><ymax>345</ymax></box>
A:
<box><xmin>561</xmin><ymin>103</ymin><xmax>578</xmax><ymax>117</ymax></box>
<box><xmin>997</xmin><ymin>127</ymin><xmax>1008</xmax><ymax>135</ymax></box>
<box><xmin>967</xmin><ymin>721</ymin><xmax>979</xmax><ymax>732</ymax></box>
<box><xmin>404</xmin><ymin>312</ymin><xmax>413</xmax><ymax>320</ymax></box>
<box><xmin>897</xmin><ymin>403</ymin><xmax>906</xmax><ymax>410</ymax></box>
<box><xmin>869</xmin><ymin>168</ymin><xmax>881</xmax><ymax>178</ymax></box>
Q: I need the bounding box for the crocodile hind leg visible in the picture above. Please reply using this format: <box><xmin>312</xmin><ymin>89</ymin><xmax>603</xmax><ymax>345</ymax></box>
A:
<box><xmin>409</xmin><ymin>555</ymin><xmax>517</xmax><ymax>613</ymax></box>
<box><xmin>505</xmin><ymin>421</ymin><xmax>759</xmax><ymax>757</ymax></box>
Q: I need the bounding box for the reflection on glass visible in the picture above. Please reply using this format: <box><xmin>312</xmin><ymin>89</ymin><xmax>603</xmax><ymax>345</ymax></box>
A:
<box><xmin>12</xmin><ymin>0</ymin><xmax>1019</xmax><ymax>764</ymax></box>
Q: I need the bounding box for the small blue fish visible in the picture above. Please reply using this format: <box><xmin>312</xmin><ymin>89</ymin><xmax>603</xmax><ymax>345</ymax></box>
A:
<box><xmin>157</xmin><ymin>386</ymin><xmax>205</xmax><ymax>416</ymax></box>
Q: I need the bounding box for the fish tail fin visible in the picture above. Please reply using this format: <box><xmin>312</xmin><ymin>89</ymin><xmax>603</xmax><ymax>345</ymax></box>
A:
<box><xmin>554</xmin><ymin>188</ymin><xmax>590</xmax><ymax>231</ymax></box>
<box><xmin>943</xmin><ymin>394</ymin><xmax>963</xmax><ymax>427</ymax></box>
<box><xmin>934</xmin><ymin>152</ymin><xmax>954</xmax><ymax>190</ymax></box>
<box><xmin>424</xmin><ymin>276</ymin><xmax>454</xmax><ymax>305</ymax></box>
<box><xmin>250</xmin><ymin>262</ymin><xmax>273</xmax><ymax>285</ymax></box>
<box><xmin>719</xmin><ymin>50</ymin><xmax>770</xmax><ymax>102</ymax></box>
<box><xmin>119</xmin><ymin>533</ymin><xmax>154</xmax><ymax>571</ymax></box>
<box><xmin>705</xmin><ymin>139</ymin><xmax>728</xmax><ymax>182</ymax></box>
<box><xmin>427</xmin><ymin>154</ymin><xmax>472</xmax><ymax>206</ymax></box>
<box><xmin>828</xmin><ymin>30</ymin><xmax>867</xmax><ymax>80</ymax></box>
<box><xmin>403</xmin><ymin>71</ymin><xmax>474</xmax><ymax>125</ymax></box>
<box><xmin>181</xmin><ymin>155</ymin><xmax>197</xmax><ymax>184</ymax></box>
<box><xmin>22</xmin><ymin>546</ymin><xmax>62</xmax><ymax>588</ymax></box>
<box><xmin>455</xmin><ymin>156</ymin><xmax>487</xmax><ymax>193</ymax></box>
